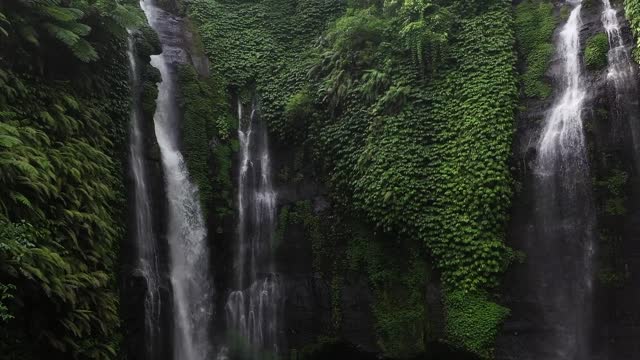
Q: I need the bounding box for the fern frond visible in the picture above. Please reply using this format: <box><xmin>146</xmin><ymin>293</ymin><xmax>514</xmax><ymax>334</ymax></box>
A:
<box><xmin>37</xmin><ymin>6</ymin><xmax>84</xmax><ymax>22</ymax></box>
<box><xmin>43</xmin><ymin>22</ymin><xmax>80</xmax><ymax>46</ymax></box>
<box><xmin>70</xmin><ymin>38</ymin><xmax>98</xmax><ymax>62</ymax></box>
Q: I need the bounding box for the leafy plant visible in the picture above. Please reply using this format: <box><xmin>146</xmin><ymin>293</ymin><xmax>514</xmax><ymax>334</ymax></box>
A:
<box><xmin>444</xmin><ymin>290</ymin><xmax>509</xmax><ymax>359</ymax></box>
<box><xmin>0</xmin><ymin>1</ymin><xmax>133</xmax><ymax>358</ymax></box>
<box><xmin>625</xmin><ymin>0</ymin><xmax>640</xmax><ymax>62</ymax></box>
<box><xmin>515</xmin><ymin>0</ymin><xmax>556</xmax><ymax>98</ymax></box>
<box><xmin>188</xmin><ymin>0</ymin><xmax>518</xmax><ymax>357</ymax></box>
<box><xmin>0</xmin><ymin>0</ymin><xmax>141</xmax><ymax>64</ymax></box>
<box><xmin>585</xmin><ymin>32</ymin><xmax>609</xmax><ymax>70</ymax></box>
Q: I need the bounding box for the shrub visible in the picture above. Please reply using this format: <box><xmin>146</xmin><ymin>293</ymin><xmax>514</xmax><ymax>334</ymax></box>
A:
<box><xmin>444</xmin><ymin>290</ymin><xmax>510</xmax><ymax>359</ymax></box>
<box><xmin>585</xmin><ymin>32</ymin><xmax>609</xmax><ymax>70</ymax></box>
<box><xmin>515</xmin><ymin>0</ymin><xmax>557</xmax><ymax>98</ymax></box>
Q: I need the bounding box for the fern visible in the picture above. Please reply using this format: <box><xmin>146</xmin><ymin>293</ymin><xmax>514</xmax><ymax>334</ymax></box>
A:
<box><xmin>0</xmin><ymin>6</ymin><xmax>127</xmax><ymax>353</ymax></box>
<box><xmin>1</xmin><ymin>0</ymin><xmax>101</xmax><ymax>62</ymax></box>
<box><xmin>38</xmin><ymin>6</ymin><xmax>84</xmax><ymax>22</ymax></box>
<box><xmin>71</xmin><ymin>38</ymin><xmax>99</xmax><ymax>62</ymax></box>
<box><xmin>0</xmin><ymin>11</ymin><xmax>8</xmax><ymax>37</ymax></box>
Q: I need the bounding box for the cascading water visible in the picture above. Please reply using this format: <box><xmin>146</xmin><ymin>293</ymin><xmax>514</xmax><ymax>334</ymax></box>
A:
<box><xmin>140</xmin><ymin>1</ymin><xmax>214</xmax><ymax>359</ymax></box>
<box><xmin>223</xmin><ymin>98</ymin><xmax>281</xmax><ymax>358</ymax></box>
<box><xmin>538</xmin><ymin>3</ymin><xmax>588</xmax><ymax>177</ymax></box>
<box><xmin>601</xmin><ymin>0</ymin><xmax>635</xmax><ymax>87</ymax></box>
<box><xmin>530</xmin><ymin>2</ymin><xmax>596</xmax><ymax>359</ymax></box>
<box><xmin>600</xmin><ymin>0</ymin><xmax>640</xmax><ymax>170</ymax></box>
<box><xmin>126</xmin><ymin>32</ymin><xmax>162</xmax><ymax>360</ymax></box>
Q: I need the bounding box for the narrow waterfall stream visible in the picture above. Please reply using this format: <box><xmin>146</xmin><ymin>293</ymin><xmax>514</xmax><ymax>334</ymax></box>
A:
<box><xmin>600</xmin><ymin>0</ymin><xmax>640</xmax><ymax>171</ymax></box>
<box><xmin>140</xmin><ymin>1</ymin><xmax>214</xmax><ymax>359</ymax></box>
<box><xmin>126</xmin><ymin>33</ymin><xmax>162</xmax><ymax>359</ymax></box>
<box><xmin>530</xmin><ymin>2</ymin><xmax>596</xmax><ymax>358</ymax></box>
<box><xmin>223</xmin><ymin>98</ymin><xmax>281</xmax><ymax>358</ymax></box>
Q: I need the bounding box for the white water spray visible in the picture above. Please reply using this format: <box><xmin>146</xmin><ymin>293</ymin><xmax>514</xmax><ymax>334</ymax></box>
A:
<box><xmin>533</xmin><ymin>2</ymin><xmax>595</xmax><ymax>359</ymax></box>
<box><xmin>140</xmin><ymin>1</ymin><xmax>214</xmax><ymax>359</ymax></box>
<box><xmin>225</xmin><ymin>98</ymin><xmax>281</xmax><ymax>357</ymax></box>
<box><xmin>537</xmin><ymin>3</ymin><xmax>588</xmax><ymax>181</ymax></box>
<box><xmin>600</xmin><ymin>0</ymin><xmax>640</xmax><ymax>171</ymax></box>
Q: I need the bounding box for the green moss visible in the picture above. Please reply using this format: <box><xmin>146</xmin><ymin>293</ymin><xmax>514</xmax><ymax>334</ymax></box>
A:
<box><xmin>444</xmin><ymin>290</ymin><xmax>509</xmax><ymax>359</ymax></box>
<box><xmin>585</xmin><ymin>33</ymin><xmax>610</xmax><ymax>70</ymax></box>
<box><xmin>595</xmin><ymin>166</ymin><xmax>629</xmax><ymax>288</ymax></box>
<box><xmin>177</xmin><ymin>64</ymin><xmax>234</xmax><ymax>213</ymax></box>
<box><xmin>597</xmin><ymin>169</ymin><xmax>628</xmax><ymax>216</ymax></box>
<box><xmin>284</xmin><ymin>89</ymin><xmax>315</xmax><ymax>142</ymax></box>
<box><xmin>597</xmin><ymin>268</ymin><xmax>627</xmax><ymax>287</ymax></box>
<box><xmin>344</xmin><ymin>225</ymin><xmax>428</xmax><ymax>357</ymax></box>
<box><xmin>274</xmin><ymin>205</ymin><xmax>290</xmax><ymax>249</ymax></box>
<box><xmin>515</xmin><ymin>0</ymin><xmax>556</xmax><ymax>98</ymax></box>
<box><xmin>597</xmin><ymin>229</ymin><xmax>628</xmax><ymax>287</ymax></box>
<box><xmin>135</xmin><ymin>25</ymin><xmax>162</xmax><ymax>59</ymax></box>
<box><xmin>211</xmin><ymin>143</ymin><xmax>235</xmax><ymax>221</ymax></box>
<box><xmin>560</xmin><ymin>5</ymin><xmax>570</xmax><ymax>20</ymax></box>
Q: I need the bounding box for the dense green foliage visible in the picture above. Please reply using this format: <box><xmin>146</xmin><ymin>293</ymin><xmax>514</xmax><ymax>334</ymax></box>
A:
<box><xmin>625</xmin><ymin>0</ymin><xmax>640</xmax><ymax>62</ymax></box>
<box><xmin>514</xmin><ymin>0</ymin><xmax>556</xmax><ymax>98</ymax></box>
<box><xmin>187</xmin><ymin>0</ymin><xmax>518</xmax><ymax>357</ymax></box>
<box><xmin>420</xmin><ymin>4</ymin><xmax>517</xmax><ymax>292</ymax></box>
<box><xmin>346</xmin><ymin>230</ymin><xmax>429</xmax><ymax>356</ymax></box>
<box><xmin>0</xmin><ymin>0</ymin><xmax>139</xmax><ymax>63</ymax></box>
<box><xmin>8</xmin><ymin>0</ymin><xmax>635</xmax><ymax>357</ymax></box>
<box><xmin>0</xmin><ymin>1</ymin><xmax>142</xmax><ymax>358</ymax></box>
<box><xmin>585</xmin><ymin>32</ymin><xmax>610</xmax><ymax>70</ymax></box>
<box><xmin>596</xmin><ymin>168</ymin><xmax>629</xmax><ymax>287</ymax></box>
<box><xmin>444</xmin><ymin>290</ymin><xmax>509</xmax><ymax>358</ymax></box>
<box><xmin>177</xmin><ymin>64</ymin><xmax>234</xmax><ymax>213</ymax></box>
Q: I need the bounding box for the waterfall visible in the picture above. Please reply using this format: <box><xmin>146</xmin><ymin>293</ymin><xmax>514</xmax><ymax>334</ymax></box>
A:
<box><xmin>600</xmin><ymin>0</ymin><xmax>640</xmax><ymax>170</ymax></box>
<box><xmin>126</xmin><ymin>32</ymin><xmax>162</xmax><ymax>359</ymax></box>
<box><xmin>601</xmin><ymin>0</ymin><xmax>635</xmax><ymax>85</ymax></box>
<box><xmin>531</xmin><ymin>2</ymin><xmax>596</xmax><ymax>359</ymax></box>
<box><xmin>224</xmin><ymin>98</ymin><xmax>281</xmax><ymax>358</ymax></box>
<box><xmin>139</xmin><ymin>1</ymin><xmax>214</xmax><ymax>359</ymax></box>
<box><xmin>537</xmin><ymin>3</ymin><xmax>588</xmax><ymax>179</ymax></box>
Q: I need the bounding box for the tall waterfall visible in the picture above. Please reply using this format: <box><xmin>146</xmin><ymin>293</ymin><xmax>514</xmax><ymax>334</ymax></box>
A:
<box><xmin>140</xmin><ymin>1</ymin><xmax>214</xmax><ymax>359</ymax></box>
<box><xmin>531</xmin><ymin>2</ymin><xmax>596</xmax><ymax>359</ymax></box>
<box><xmin>600</xmin><ymin>0</ymin><xmax>640</xmax><ymax>170</ymax></box>
<box><xmin>601</xmin><ymin>0</ymin><xmax>635</xmax><ymax>86</ymax></box>
<box><xmin>126</xmin><ymin>32</ymin><xmax>162</xmax><ymax>359</ymax></box>
<box><xmin>224</xmin><ymin>98</ymin><xmax>281</xmax><ymax>358</ymax></box>
<box><xmin>538</xmin><ymin>3</ymin><xmax>588</xmax><ymax>177</ymax></box>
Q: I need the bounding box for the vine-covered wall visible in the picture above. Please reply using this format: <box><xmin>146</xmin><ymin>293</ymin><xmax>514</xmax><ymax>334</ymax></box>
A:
<box><xmin>6</xmin><ymin>0</ymin><xmax>640</xmax><ymax>359</ymax></box>
<box><xmin>185</xmin><ymin>0</ymin><xmax>519</xmax><ymax>358</ymax></box>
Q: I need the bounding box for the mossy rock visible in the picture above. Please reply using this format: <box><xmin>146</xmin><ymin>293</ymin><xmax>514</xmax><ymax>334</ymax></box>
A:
<box><xmin>444</xmin><ymin>290</ymin><xmax>510</xmax><ymax>359</ymax></box>
<box><xmin>515</xmin><ymin>0</ymin><xmax>557</xmax><ymax>98</ymax></box>
<box><xmin>585</xmin><ymin>33</ymin><xmax>609</xmax><ymax>70</ymax></box>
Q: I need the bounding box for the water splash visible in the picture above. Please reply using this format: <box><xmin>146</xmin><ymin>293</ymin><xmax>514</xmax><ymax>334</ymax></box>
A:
<box><xmin>225</xmin><ymin>98</ymin><xmax>281</xmax><ymax>357</ymax></box>
<box><xmin>140</xmin><ymin>1</ymin><xmax>214</xmax><ymax>359</ymax></box>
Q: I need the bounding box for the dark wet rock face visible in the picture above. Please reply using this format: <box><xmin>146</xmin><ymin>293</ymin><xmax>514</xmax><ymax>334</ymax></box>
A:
<box><xmin>498</xmin><ymin>1</ymin><xmax>640</xmax><ymax>359</ymax></box>
<box><xmin>299</xmin><ymin>340</ymin><xmax>482</xmax><ymax>360</ymax></box>
<box><xmin>122</xmin><ymin>1</ymin><xmax>212</xmax><ymax>359</ymax></box>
